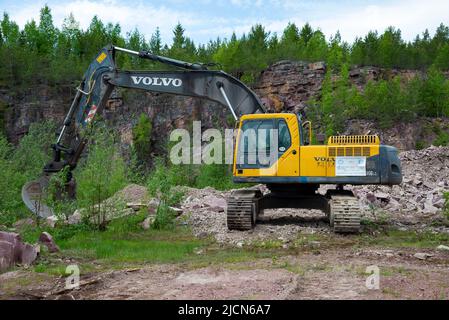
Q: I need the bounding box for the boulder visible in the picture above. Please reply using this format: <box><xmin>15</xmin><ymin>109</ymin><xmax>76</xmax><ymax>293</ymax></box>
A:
<box><xmin>38</xmin><ymin>232</ymin><xmax>60</xmax><ymax>253</ymax></box>
<box><xmin>436</xmin><ymin>245</ymin><xmax>449</xmax><ymax>251</ymax></box>
<box><xmin>0</xmin><ymin>240</ymin><xmax>14</xmax><ymax>272</ymax></box>
<box><xmin>45</xmin><ymin>215</ymin><xmax>58</xmax><ymax>228</ymax></box>
<box><xmin>413</xmin><ymin>252</ymin><xmax>433</xmax><ymax>260</ymax></box>
<box><xmin>0</xmin><ymin>231</ymin><xmax>40</xmax><ymax>271</ymax></box>
<box><xmin>141</xmin><ymin>216</ymin><xmax>155</xmax><ymax>230</ymax></box>
<box><xmin>147</xmin><ymin>198</ymin><xmax>161</xmax><ymax>215</ymax></box>
<box><xmin>169</xmin><ymin>206</ymin><xmax>183</xmax><ymax>216</ymax></box>
<box><xmin>433</xmin><ymin>199</ymin><xmax>445</xmax><ymax>209</ymax></box>
<box><xmin>127</xmin><ymin>202</ymin><xmax>147</xmax><ymax>212</ymax></box>
<box><xmin>68</xmin><ymin>210</ymin><xmax>82</xmax><ymax>225</ymax></box>
<box><xmin>20</xmin><ymin>243</ymin><xmax>39</xmax><ymax>265</ymax></box>
<box><xmin>13</xmin><ymin>218</ymin><xmax>35</xmax><ymax>229</ymax></box>
<box><xmin>422</xmin><ymin>203</ymin><xmax>439</xmax><ymax>215</ymax></box>
<box><xmin>374</xmin><ymin>192</ymin><xmax>390</xmax><ymax>200</ymax></box>
<box><xmin>202</xmin><ymin>195</ymin><xmax>227</xmax><ymax>212</ymax></box>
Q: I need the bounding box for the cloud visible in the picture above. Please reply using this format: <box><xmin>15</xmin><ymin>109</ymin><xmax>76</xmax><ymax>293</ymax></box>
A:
<box><xmin>3</xmin><ymin>0</ymin><xmax>449</xmax><ymax>45</ymax></box>
<box><xmin>308</xmin><ymin>0</ymin><xmax>449</xmax><ymax>42</ymax></box>
<box><xmin>7</xmin><ymin>0</ymin><xmax>202</xmax><ymax>43</ymax></box>
<box><xmin>190</xmin><ymin>0</ymin><xmax>449</xmax><ymax>43</ymax></box>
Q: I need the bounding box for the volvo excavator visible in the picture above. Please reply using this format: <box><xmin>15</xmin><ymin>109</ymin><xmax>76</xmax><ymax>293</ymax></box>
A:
<box><xmin>22</xmin><ymin>45</ymin><xmax>402</xmax><ymax>234</ymax></box>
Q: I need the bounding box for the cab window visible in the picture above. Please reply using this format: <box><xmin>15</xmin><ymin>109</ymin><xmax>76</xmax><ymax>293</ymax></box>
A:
<box><xmin>237</xmin><ymin>119</ymin><xmax>274</xmax><ymax>168</ymax></box>
<box><xmin>278</xmin><ymin>119</ymin><xmax>291</xmax><ymax>152</ymax></box>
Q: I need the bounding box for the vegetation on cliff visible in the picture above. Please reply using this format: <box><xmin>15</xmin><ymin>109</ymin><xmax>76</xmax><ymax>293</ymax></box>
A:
<box><xmin>310</xmin><ymin>65</ymin><xmax>449</xmax><ymax>136</ymax></box>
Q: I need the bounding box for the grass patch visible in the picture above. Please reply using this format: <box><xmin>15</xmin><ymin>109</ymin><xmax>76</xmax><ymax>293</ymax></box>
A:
<box><xmin>358</xmin><ymin>229</ymin><xmax>449</xmax><ymax>248</ymax></box>
<box><xmin>57</xmin><ymin>224</ymin><xmax>203</xmax><ymax>264</ymax></box>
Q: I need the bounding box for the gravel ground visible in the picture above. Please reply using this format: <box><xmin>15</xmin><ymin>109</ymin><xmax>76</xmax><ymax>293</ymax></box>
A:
<box><xmin>179</xmin><ymin>146</ymin><xmax>449</xmax><ymax>245</ymax></box>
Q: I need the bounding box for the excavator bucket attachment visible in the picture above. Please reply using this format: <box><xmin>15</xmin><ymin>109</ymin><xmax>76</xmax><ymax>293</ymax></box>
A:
<box><xmin>21</xmin><ymin>175</ymin><xmax>54</xmax><ymax>218</ymax></box>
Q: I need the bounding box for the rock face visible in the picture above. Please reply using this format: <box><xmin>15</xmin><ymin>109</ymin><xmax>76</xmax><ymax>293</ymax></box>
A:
<box><xmin>253</xmin><ymin>60</ymin><xmax>326</xmax><ymax>114</ymax></box>
<box><xmin>2</xmin><ymin>61</ymin><xmax>447</xmax><ymax>153</ymax></box>
<box><xmin>0</xmin><ymin>231</ymin><xmax>39</xmax><ymax>272</ymax></box>
<box><xmin>0</xmin><ymin>86</ymin><xmax>72</xmax><ymax>144</ymax></box>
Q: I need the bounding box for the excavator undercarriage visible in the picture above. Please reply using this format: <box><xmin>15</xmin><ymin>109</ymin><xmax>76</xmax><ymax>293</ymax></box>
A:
<box><xmin>226</xmin><ymin>185</ymin><xmax>362</xmax><ymax>234</ymax></box>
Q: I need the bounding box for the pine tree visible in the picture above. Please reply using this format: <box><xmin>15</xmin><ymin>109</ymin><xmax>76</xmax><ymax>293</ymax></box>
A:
<box><xmin>378</xmin><ymin>27</ymin><xmax>404</xmax><ymax>68</ymax></box>
<box><xmin>1</xmin><ymin>13</ymin><xmax>20</xmax><ymax>45</ymax></box>
<box><xmin>171</xmin><ymin>22</ymin><xmax>186</xmax><ymax>51</ymax></box>
<box><xmin>418</xmin><ymin>67</ymin><xmax>449</xmax><ymax>117</ymax></box>
<box><xmin>37</xmin><ymin>5</ymin><xmax>57</xmax><ymax>55</ymax></box>
<box><xmin>299</xmin><ymin>23</ymin><xmax>313</xmax><ymax>45</ymax></box>
<box><xmin>434</xmin><ymin>44</ymin><xmax>449</xmax><ymax>70</ymax></box>
<box><xmin>304</xmin><ymin>30</ymin><xmax>327</xmax><ymax>61</ymax></box>
<box><xmin>149</xmin><ymin>27</ymin><xmax>162</xmax><ymax>55</ymax></box>
<box><xmin>279</xmin><ymin>22</ymin><xmax>301</xmax><ymax>59</ymax></box>
<box><xmin>327</xmin><ymin>31</ymin><xmax>344</xmax><ymax>71</ymax></box>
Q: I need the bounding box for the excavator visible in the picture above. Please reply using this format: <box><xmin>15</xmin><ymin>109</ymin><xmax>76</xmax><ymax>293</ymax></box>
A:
<box><xmin>22</xmin><ymin>45</ymin><xmax>402</xmax><ymax>233</ymax></box>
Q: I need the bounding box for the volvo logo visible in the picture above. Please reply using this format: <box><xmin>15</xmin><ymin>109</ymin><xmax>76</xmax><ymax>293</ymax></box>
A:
<box><xmin>131</xmin><ymin>76</ymin><xmax>182</xmax><ymax>87</ymax></box>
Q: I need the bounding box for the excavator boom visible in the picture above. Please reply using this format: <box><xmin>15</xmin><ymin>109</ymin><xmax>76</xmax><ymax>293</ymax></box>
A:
<box><xmin>22</xmin><ymin>45</ymin><xmax>265</xmax><ymax>217</ymax></box>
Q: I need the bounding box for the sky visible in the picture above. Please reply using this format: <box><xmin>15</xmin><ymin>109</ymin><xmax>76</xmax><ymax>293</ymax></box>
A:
<box><xmin>0</xmin><ymin>0</ymin><xmax>448</xmax><ymax>45</ymax></box>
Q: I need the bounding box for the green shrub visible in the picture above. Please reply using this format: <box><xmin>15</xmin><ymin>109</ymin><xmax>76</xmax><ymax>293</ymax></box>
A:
<box><xmin>195</xmin><ymin>164</ymin><xmax>234</xmax><ymax>190</ymax></box>
<box><xmin>147</xmin><ymin>158</ymin><xmax>192</xmax><ymax>206</ymax></box>
<box><xmin>152</xmin><ymin>204</ymin><xmax>177</xmax><ymax>230</ymax></box>
<box><xmin>417</xmin><ymin>67</ymin><xmax>449</xmax><ymax>117</ymax></box>
<box><xmin>444</xmin><ymin>192</ymin><xmax>449</xmax><ymax>221</ymax></box>
<box><xmin>433</xmin><ymin>130</ymin><xmax>449</xmax><ymax>146</ymax></box>
<box><xmin>12</xmin><ymin>120</ymin><xmax>56</xmax><ymax>179</ymax></box>
<box><xmin>132</xmin><ymin>113</ymin><xmax>152</xmax><ymax>168</ymax></box>
<box><xmin>45</xmin><ymin>167</ymin><xmax>77</xmax><ymax>220</ymax></box>
<box><xmin>0</xmin><ymin>121</ymin><xmax>55</xmax><ymax>224</ymax></box>
<box><xmin>415</xmin><ymin>141</ymin><xmax>426</xmax><ymax>150</ymax></box>
<box><xmin>75</xmin><ymin>126</ymin><xmax>128</xmax><ymax>230</ymax></box>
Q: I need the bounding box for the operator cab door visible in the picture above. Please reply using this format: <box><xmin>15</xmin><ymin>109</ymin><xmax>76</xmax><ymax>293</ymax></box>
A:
<box><xmin>235</xmin><ymin>116</ymin><xmax>299</xmax><ymax>177</ymax></box>
<box><xmin>275</xmin><ymin>117</ymin><xmax>300</xmax><ymax>177</ymax></box>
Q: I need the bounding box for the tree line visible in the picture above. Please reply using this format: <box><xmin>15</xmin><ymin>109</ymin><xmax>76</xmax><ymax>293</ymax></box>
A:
<box><xmin>1</xmin><ymin>5</ymin><xmax>449</xmax><ymax>88</ymax></box>
<box><xmin>1</xmin><ymin>5</ymin><xmax>449</xmax><ymax>139</ymax></box>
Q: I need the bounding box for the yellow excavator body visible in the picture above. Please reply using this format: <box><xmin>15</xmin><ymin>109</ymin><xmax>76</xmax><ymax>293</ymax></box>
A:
<box><xmin>232</xmin><ymin>113</ymin><xmax>399</xmax><ymax>187</ymax></box>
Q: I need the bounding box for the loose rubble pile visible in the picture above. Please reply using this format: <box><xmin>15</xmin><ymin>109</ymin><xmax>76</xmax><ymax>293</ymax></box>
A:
<box><xmin>351</xmin><ymin>146</ymin><xmax>449</xmax><ymax>226</ymax></box>
<box><xmin>179</xmin><ymin>146</ymin><xmax>449</xmax><ymax>244</ymax></box>
<box><xmin>180</xmin><ymin>187</ymin><xmax>328</xmax><ymax>245</ymax></box>
<box><xmin>2</xmin><ymin>147</ymin><xmax>446</xmax><ymax>272</ymax></box>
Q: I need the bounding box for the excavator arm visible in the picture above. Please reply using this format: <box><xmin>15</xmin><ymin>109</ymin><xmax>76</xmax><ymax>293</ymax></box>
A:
<box><xmin>50</xmin><ymin>45</ymin><xmax>264</xmax><ymax>172</ymax></box>
<box><xmin>22</xmin><ymin>45</ymin><xmax>265</xmax><ymax>217</ymax></box>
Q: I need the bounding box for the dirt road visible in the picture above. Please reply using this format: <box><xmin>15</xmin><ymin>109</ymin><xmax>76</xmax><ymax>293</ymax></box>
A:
<box><xmin>2</xmin><ymin>243</ymin><xmax>448</xmax><ymax>300</ymax></box>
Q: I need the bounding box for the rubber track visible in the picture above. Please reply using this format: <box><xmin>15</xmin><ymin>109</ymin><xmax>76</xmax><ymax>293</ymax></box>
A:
<box><xmin>329</xmin><ymin>194</ymin><xmax>361</xmax><ymax>234</ymax></box>
<box><xmin>226</xmin><ymin>198</ymin><xmax>254</xmax><ymax>230</ymax></box>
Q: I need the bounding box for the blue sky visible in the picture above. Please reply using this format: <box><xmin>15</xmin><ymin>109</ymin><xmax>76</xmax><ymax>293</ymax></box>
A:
<box><xmin>1</xmin><ymin>0</ymin><xmax>448</xmax><ymax>45</ymax></box>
